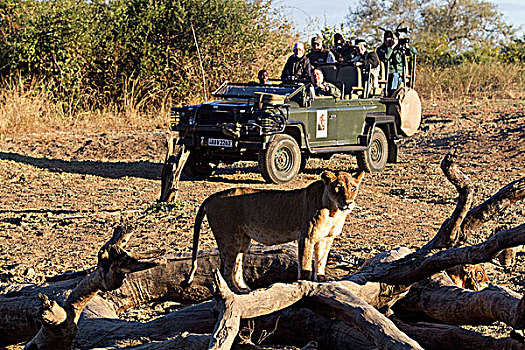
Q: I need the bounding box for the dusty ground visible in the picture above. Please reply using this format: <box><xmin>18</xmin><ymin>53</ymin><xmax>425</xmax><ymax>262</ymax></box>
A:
<box><xmin>0</xmin><ymin>99</ymin><xmax>524</xmax><ymax>344</ymax></box>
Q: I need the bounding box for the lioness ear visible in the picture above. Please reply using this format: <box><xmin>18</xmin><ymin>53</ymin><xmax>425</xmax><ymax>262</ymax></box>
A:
<box><xmin>355</xmin><ymin>171</ymin><xmax>365</xmax><ymax>183</ymax></box>
<box><xmin>321</xmin><ymin>171</ymin><xmax>337</xmax><ymax>184</ymax></box>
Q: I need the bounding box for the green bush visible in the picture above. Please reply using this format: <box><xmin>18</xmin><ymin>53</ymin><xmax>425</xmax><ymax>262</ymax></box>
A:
<box><xmin>0</xmin><ymin>0</ymin><xmax>292</xmax><ymax>112</ymax></box>
<box><xmin>500</xmin><ymin>36</ymin><xmax>525</xmax><ymax>63</ymax></box>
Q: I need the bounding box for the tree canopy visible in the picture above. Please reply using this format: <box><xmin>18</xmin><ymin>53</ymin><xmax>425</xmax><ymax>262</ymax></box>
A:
<box><xmin>345</xmin><ymin>0</ymin><xmax>515</xmax><ymax>61</ymax></box>
<box><xmin>0</xmin><ymin>0</ymin><xmax>293</xmax><ymax>109</ymax></box>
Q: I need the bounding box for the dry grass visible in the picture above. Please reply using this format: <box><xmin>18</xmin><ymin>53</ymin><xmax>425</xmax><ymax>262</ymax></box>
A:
<box><xmin>0</xmin><ymin>76</ymin><xmax>169</xmax><ymax>137</ymax></box>
<box><xmin>417</xmin><ymin>62</ymin><xmax>525</xmax><ymax>101</ymax></box>
<box><xmin>1</xmin><ymin>61</ymin><xmax>523</xmax><ymax>137</ymax></box>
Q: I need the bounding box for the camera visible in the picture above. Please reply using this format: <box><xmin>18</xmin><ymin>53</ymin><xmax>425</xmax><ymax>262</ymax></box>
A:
<box><xmin>395</xmin><ymin>27</ymin><xmax>411</xmax><ymax>45</ymax></box>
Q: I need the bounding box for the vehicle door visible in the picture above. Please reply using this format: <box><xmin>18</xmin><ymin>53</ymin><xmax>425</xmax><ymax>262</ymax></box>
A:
<box><xmin>335</xmin><ymin>99</ymin><xmax>379</xmax><ymax>145</ymax></box>
<box><xmin>304</xmin><ymin>97</ymin><xmax>339</xmax><ymax>148</ymax></box>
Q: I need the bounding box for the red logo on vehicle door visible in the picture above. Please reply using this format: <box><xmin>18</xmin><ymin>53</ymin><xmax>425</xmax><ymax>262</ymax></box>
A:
<box><xmin>316</xmin><ymin>110</ymin><xmax>328</xmax><ymax>138</ymax></box>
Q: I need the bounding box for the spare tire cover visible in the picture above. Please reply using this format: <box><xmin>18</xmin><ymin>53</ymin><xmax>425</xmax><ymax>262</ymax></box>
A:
<box><xmin>392</xmin><ymin>87</ymin><xmax>421</xmax><ymax>137</ymax></box>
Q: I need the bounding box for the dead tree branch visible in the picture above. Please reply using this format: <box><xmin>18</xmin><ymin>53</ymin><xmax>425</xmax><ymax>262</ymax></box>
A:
<box><xmin>463</xmin><ymin>177</ymin><xmax>525</xmax><ymax>233</ymax></box>
<box><xmin>350</xmin><ymin>223</ymin><xmax>525</xmax><ymax>285</ymax></box>
<box><xmin>430</xmin><ymin>152</ymin><xmax>475</xmax><ymax>248</ymax></box>
<box><xmin>159</xmin><ymin>134</ymin><xmax>190</xmax><ymax>203</ymax></box>
<box><xmin>25</xmin><ymin>225</ymin><xmax>159</xmax><ymax>350</ymax></box>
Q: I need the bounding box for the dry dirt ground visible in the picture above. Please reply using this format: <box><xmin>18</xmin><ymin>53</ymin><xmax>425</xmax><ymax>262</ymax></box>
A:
<box><xmin>0</xmin><ymin>99</ymin><xmax>524</xmax><ymax>344</ymax></box>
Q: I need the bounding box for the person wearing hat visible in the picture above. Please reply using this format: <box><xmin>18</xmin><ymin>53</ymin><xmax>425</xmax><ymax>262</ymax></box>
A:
<box><xmin>281</xmin><ymin>42</ymin><xmax>313</xmax><ymax>82</ymax></box>
<box><xmin>352</xmin><ymin>39</ymin><xmax>379</xmax><ymax>70</ymax></box>
<box><xmin>331</xmin><ymin>33</ymin><xmax>356</xmax><ymax>63</ymax></box>
<box><xmin>376</xmin><ymin>30</ymin><xmax>418</xmax><ymax>95</ymax></box>
<box><xmin>307</xmin><ymin>36</ymin><xmax>336</xmax><ymax>66</ymax></box>
<box><xmin>351</xmin><ymin>39</ymin><xmax>380</xmax><ymax>94</ymax></box>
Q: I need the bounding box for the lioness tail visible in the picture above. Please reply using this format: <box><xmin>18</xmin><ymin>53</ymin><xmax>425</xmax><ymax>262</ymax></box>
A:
<box><xmin>185</xmin><ymin>200</ymin><xmax>207</xmax><ymax>286</ymax></box>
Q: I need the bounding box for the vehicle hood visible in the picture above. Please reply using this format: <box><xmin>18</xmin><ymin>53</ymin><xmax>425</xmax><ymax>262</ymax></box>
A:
<box><xmin>201</xmin><ymin>98</ymin><xmax>253</xmax><ymax>109</ymax></box>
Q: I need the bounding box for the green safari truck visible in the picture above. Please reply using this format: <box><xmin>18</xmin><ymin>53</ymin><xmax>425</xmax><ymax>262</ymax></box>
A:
<box><xmin>171</xmin><ymin>67</ymin><xmax>421</xmax><ymax>184</ymax></box>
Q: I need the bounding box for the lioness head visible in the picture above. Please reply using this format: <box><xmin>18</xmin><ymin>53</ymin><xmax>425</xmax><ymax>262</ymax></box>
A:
<box><xmin>447</xmin><ymin>264</ymin><xmax>489</xmax><ymax>291</ymax></box>
<box><xmin>322</xmin><ymin>171</ymin><xmax>365</xmax><ymax>211</ymax></box>
<box><xmin>464</xmin><ymin>264</ymin><xmax>489</xmax><ymax>291</ymax></box>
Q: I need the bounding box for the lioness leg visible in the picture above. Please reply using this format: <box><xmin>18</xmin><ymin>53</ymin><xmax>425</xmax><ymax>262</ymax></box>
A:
<box><xmin>298</xmin><ymin>236</ymin><xmax>315</xmax><ymax>280</ymax></box>
<box><xmin>314</xmin><ymin>236</ymin><xmax>334</xmax><ymax>282</ymax></box>
<box><xmin>215</xmin><ymin>232</ymin><xmax>241</xmax><ymax>293</ymax></box>
<box><xmin>232</xmin><ymin>234</ymin><xmax>252</xmax><ymax>293</ymax></box>
<box><xmin>215</xmin><ymin>231</ymin><xmax>252</xmax><ymax>293</ymax></box>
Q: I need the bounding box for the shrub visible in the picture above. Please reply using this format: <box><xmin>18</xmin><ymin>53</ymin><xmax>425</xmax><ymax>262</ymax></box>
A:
<box><xmin>0</xmin><ymin>0</ymin><xmax>292</xmax><ymax>112</ymax></box>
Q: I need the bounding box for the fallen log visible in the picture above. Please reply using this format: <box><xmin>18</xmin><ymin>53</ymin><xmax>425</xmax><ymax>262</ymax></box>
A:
<box><xmin>395</xmin><ymin>272</ymin><xmax>525</xmax><ymax>327</ymax></box>
<box><xmin>209</xmin><ymin>269</ymin><xmax>422</xmax><ymax>350</ymax></box>
<box><xmin>394</xmin><ymin>319</ymin><xmax>525</xmax><ymax>350</ymax></box>
<box><xmin>0</xmin><ymin>244</ymin><xmax>302</xmax><ymax>345</ymax></box>
<box><xmin>1</xmin><ymin>153</ymin><xmax>524</xmax><ymax>350</ymax></box>
<box><xmin>24</xmin><ymin>225</ymin><xmax>159</xmax><ymax>350</ymax></box>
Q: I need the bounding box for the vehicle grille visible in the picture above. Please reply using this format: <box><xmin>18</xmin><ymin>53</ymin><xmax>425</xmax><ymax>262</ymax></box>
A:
<box><xmin>197</xmin><ymin>107</ymin><xmax>236</xmax><ymax>124</ymax></box>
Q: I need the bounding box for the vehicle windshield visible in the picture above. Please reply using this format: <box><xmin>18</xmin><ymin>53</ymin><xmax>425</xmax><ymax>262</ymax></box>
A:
<box><xmin>213</xmin><ymin>82</ymin><xmax>301</xmax><ymax>98</ymax></box>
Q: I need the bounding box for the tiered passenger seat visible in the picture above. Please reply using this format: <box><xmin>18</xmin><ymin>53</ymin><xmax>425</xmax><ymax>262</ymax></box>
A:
<box><xmin>316</xmin><ymin>64</ymin><xmax>365</xmax><ymax>100</ymax></box>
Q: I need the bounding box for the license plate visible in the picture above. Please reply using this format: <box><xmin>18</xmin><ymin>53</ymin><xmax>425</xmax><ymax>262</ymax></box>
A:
<box><xmin>208</xmin><ymin>138</ymin><xmax>232</xmax><ymax>147</ymax></box>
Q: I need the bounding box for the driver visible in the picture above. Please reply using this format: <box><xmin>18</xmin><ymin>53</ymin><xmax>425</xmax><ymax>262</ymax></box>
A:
<box><xmin>257</xmin><ymin>69</ymin><xmax>270</xmax><ymax>84</ymax></box>
<box><xmin>281</xmin><ymin>42</ymin><xmax>313</xmax><ymax>83</ymax></box>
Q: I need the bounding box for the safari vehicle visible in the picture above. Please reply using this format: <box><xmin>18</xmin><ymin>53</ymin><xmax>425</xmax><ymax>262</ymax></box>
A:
<box><xmin>170</xmin><ymin>62</ymin><xmax>421</xmax><ymax>184</ymax></box>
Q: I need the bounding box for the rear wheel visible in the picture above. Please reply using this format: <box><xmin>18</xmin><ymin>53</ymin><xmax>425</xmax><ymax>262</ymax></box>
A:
<box><xmin>258</xmin><ymin>134</ymin><xmax>301</xmax><ymax>184</ymax></box>
<box><xmin>182</xmin><ymin>152</ymin><xmax>217</xmax><ymax>180</ymax></box>
<box><xmin>357</xmin><ymin>127</ymin><xmax>389</xmax><ymax>172</ymax></box>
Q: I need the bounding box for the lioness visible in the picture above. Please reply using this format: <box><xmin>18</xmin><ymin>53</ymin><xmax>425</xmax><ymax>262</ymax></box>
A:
<box><xmin>446</xmin><ymin>264</ymin><xmax>489</xmax><ymax>291</ymax></box>
<box><xmin>186</xmin><ymin>171</ymin><xmax>364</xmax><ymax>293</ymax></box>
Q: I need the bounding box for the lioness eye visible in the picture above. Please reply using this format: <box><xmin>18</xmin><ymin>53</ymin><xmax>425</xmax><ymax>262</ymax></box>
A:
<box><xmin>351</xmin><ymin>186</ymin><xmax>356</xmax><ymax>191</ymax></box>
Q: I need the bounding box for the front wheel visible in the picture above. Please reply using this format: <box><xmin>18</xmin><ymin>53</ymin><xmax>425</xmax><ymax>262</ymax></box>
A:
<box><xmin>356</xmin><ymin>127</ymin><xmax>389</xmax><ymax>172</ymax></box>
<box><xmin>258</xmin><ymin>134</ymin><xmax>301</xmax><ymax>184</ymax></box>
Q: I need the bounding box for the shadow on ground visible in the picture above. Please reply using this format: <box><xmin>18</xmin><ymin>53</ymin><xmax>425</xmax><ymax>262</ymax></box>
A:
<box><xmin>0</xmin><ymin>152</ymin><xmax>163</xmax><ymax>180</ymax></box>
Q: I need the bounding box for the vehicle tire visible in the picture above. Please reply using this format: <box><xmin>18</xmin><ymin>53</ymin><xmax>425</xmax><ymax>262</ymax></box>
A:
<box><xmin>258</xmin><ymin>134</ymin><xmax>301</xmax><ymax>184</ymax></box>
<box><xmin>356</xmin><ymin>127</ymin><xmax>389</xmax><ymax>173</ymax></box>
<box><xmin>182</xmin><ymin>152</ymin><xmax>217</xmax><ymax>180</ymax></box>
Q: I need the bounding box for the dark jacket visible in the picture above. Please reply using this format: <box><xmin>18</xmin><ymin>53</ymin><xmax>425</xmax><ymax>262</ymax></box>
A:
<box><xmin>331</xmin><ymin>42</ymin><xmax>356</xmax><ymax>63</ymax></box>
<box><xmin>281</xmin><ymin>55</ymin><xmax>312</xmax><ymax>82</ymax></box>
<box><xmin>352</xmin><ymin>51</ymin><xmax>379</xmax><ymax>71</ymax></box>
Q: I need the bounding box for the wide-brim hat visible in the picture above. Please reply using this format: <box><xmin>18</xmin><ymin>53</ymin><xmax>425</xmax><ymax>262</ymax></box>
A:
<box><xmin>355</xmin><ymin>39</ymin><xmax>367</xmax><ymax>48</ymax></box>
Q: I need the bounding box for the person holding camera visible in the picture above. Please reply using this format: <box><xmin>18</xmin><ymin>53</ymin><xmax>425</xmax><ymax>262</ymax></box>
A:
<box><xmin>376</xmin><ymin>30</ymin><xmax>417</xmax><ymax>96</ymax></box>
<box><xmin>331</xmin><ymin>33</ymin><xmax>356</xmax><ymax>63</ymax></box>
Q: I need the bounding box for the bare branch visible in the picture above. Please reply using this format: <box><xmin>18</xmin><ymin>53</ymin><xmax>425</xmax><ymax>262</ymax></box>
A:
<box><xmin>463</xmin><ymin>177</ymin><xmax>525</xmax><ymax>232</ymax></box>
<box><xmin>427</xmin><ymin>152</ymin><xmax>474</xmax><ymax>248</ymax></box>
